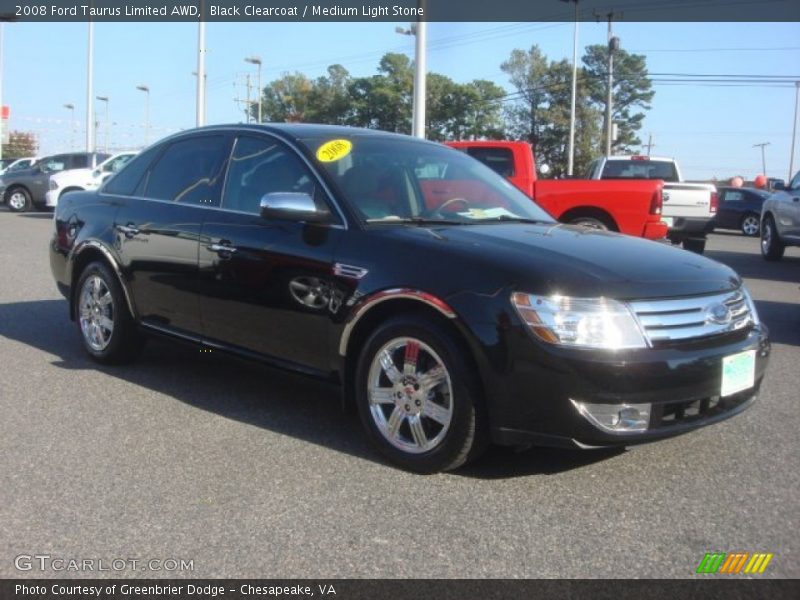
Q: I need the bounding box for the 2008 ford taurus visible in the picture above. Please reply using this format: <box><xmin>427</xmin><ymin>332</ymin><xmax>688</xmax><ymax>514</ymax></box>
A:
<box><xmin>50</xmin><ymin>124</ymin><xmax>770</xmax><ymax>472</ymax></box>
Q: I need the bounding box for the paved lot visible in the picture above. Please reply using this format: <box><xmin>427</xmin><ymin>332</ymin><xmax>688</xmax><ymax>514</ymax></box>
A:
<box><xmin>0</xmin><ymin>208</ymin><xmax>798</xmax><ymax>579</ymax></box>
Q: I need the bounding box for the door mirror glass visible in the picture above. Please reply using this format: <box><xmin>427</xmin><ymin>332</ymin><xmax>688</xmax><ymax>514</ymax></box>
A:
<box><xmin>259</xmin><ymin>192</ymin><xmax>329</xmax><ymax>222</ymax></box>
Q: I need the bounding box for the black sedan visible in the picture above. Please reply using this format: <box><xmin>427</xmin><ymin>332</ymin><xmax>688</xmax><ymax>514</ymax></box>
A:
<box><xmin>49</xmin><ymin>124</ymin><xmax>770</xmax><ymax>472</ymax></box>
<box><xmin>713</xmin><ymin>186</ymin><xmax>771</xmax><ymax>236</ymax></box>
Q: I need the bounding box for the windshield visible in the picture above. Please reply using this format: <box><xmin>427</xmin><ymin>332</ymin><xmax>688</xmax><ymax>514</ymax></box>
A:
<box><xmin>601</xmin><ymin>159</ymin><xmax>679</xmax><ymax>182</ymax></box>
<box><xmin>302</xmin><ymin>135</ymin><xmax>554</xmax><ymax>225</ymax></box>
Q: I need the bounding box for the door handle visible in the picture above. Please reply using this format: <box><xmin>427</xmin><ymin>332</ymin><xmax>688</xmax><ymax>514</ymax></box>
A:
<box><xmin>116</xmin><ymin>224</ymin><xmax>140</xmax><ymax>237</ymax></box>
<box><xmin>208</xmin><ymin>242</ymin><xmax>238</xmax><ymax>255</ymax></box>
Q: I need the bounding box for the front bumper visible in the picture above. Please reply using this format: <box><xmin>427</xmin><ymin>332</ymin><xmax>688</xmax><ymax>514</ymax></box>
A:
<box><xmin>489</xmin><ymin>325</ymin><xmax>770</xmax><ymax>449</ymax></box>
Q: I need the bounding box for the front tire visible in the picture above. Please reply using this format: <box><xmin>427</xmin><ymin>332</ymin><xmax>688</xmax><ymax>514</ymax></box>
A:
<box><xmin>761</xmin><ymin>215</ymin><xmax>785</xmax><ymax>261</ymax></box>
<box><xmin>6</xmin><ymin>187</ymin><xmax>32</xmax><ymax>213</ymax></box>
<box><xmin>740</xmin><ymin>213</ymin><xmax>760</xmax><ymax>237</ymax></box>
<box><xmin>76</xmin><ymin>261</ymin><xmax>144</xmax><ymax>364</ymax></box>
<box><xmin>569</xmin><ymin>216</ymin><xmax>610</xmax><ymax>231</ymax></box>
<box><xmin>355</xmin><ymin>315</ymin><xmax>487</xmax><ymax>473</ymax></box>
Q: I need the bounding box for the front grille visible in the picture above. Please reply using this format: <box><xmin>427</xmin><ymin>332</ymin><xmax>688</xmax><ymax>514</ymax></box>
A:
<box><xmin>628</xmin><ymin>289</ymin><xmax>754</xmax><ymax>345</ymax></box>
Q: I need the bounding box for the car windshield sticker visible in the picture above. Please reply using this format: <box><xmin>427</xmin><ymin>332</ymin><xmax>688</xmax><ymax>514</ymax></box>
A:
<box><xmin>316</xmin><ymin>139</ymin><xmax>352</xmax><ymax>162</ymax></box>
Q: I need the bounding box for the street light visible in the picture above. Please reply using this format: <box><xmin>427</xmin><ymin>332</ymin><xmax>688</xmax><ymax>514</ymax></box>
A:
<box><xmin>192</xmin><ymin>71</ymin><xmax>208</xmax><ymax>123</ymax></box>
<box><xmin>560</xmin><ymin>0</ymin><xmax>579</xmax><ymax>176</ymax></box>
<box><xmin>136</xmin><ymin>85</ymin><xmax>150</xmax><ymax>146</ymax></box>
<box><xmin>245</xmin><ymin>56</ymin><xmax>262</xmax><ymax>123</ymax></box>
<box><xmin>395</xmin><ymin>6</ymin><xmax>427</xmax><ymax>139</ymax></box>
<box><xmin>64</xmin><ymin>103</ymin><xmax>75</xmax><ymax>150</ymax></box>
<box><xmin>86</xmin><ymin>22</ymin><xmax>94</xmax><ymax>152</ymax></box>
<box><xmin>196</xmin><ymin>19</ymin><xmax>206</xmax><ymax>127</ymax></box>
<box><xmin>96</xmin><ymin>96</ymin><xmax>109</xmax><ymax>153</ymax></box>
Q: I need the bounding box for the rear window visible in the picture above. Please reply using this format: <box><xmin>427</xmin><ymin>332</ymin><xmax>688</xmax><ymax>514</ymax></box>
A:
<box><xmin>464</xmin><ymin>147</ymin><xmax>515</xmax><ymax>178</ymax></box>
<box><xmin>601</xmin><ymin>159</ymin><xmax>679</xmax><ymax>182</ymax></box>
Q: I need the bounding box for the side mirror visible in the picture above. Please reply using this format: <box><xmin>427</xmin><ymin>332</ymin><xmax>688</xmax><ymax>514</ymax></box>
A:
<box><xmin>259</xmin><ymin>192</ymin><xmax>329</xmax><ymax>223</ymax></box>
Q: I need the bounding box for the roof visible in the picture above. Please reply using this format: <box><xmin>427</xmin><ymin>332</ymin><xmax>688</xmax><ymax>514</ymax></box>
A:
<box><xmin>197</xmin><ymin>122</ymin><xmax>413</xmax><ymax>142</ymax></box>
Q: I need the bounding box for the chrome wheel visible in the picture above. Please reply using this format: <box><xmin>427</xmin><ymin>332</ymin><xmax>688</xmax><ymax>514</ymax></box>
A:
<box><xmin>742</xmin><ymin>215</ymin><xmax>759</xmax><ymax>236</ymax></box>
<box><xmin>78</xmin><ymin>275</ymin><xmax>115</xmax><ymax>351</ymax></box>
<box><xmin>8</xmin><ymin>191</ymin><xmax>27</xmax><ymax>211</ymax></box>
<box><xmin>367</xmin><ymin>337</ymin><xmax>453</xmax><ymax>454</ymax></box>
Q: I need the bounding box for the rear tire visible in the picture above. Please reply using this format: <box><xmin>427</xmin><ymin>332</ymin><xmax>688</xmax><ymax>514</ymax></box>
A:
<box><xmin>75</xmin><ymin>261</ymin><xmax>144</xmax><ymax>364</ymax></box>
<box><xmin>760</xmin><ymin>215</ymin><xmax>785</xmax><ymax>261</ymax></box>
<box><xmin>6</xmin><ymin>187</ymin><xmax>32</xmax><ymax>213</ymax></box>
<box><xmin>355</xmin><ymin>315</ymin><xmax>488</xmax><ymax>473</ymax></box>
<box><xmin>740</xmin><ymin>213</ymin><xmax>760</xmax><ymax>237</ymax></box>
<box><xmin>682</xmin><ymin>238</ymin><xmax>706</xmax><ymax>254</ymax></box>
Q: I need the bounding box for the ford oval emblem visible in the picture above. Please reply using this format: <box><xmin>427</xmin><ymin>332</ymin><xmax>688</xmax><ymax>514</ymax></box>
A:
<box><xmin>706</xmin><ymin>302</ymin><xmax>732</xmax><ymax>325</ymax></box>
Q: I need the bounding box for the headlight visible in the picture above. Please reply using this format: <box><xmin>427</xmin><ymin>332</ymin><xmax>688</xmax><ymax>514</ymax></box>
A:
<box><xmin>49</xmin><ymin>179</ymin><xmax>59</xmax><ymax>190</ymax></box>
<box><xmin>741</xmin><ymin>285</ymin><xmax>760</xmax><ymax>326</ymax></box>
<box><xmin>511</xmin><ymin>293</ymin><xmax>647</xmax><ymax>349</ymax></box>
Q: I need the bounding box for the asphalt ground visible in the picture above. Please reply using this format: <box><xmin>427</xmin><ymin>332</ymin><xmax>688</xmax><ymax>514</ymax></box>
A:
<box><xmin>0</xmin><ymin>208</ymin><xmax>798</xmax><ymax>579</ymax></box>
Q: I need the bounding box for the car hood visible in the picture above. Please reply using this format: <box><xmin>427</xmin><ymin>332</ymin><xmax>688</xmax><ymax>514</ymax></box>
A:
<box><xmin>385</xmin><ymin>222</ymin><xmax>740</xmax><ymax>299</ymax></box>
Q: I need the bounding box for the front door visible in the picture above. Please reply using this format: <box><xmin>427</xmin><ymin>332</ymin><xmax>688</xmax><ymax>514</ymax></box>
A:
<box><xmin>197</xmin><ymin>134</ymin><xmax>345</xmax><ymax>372</ymax></box>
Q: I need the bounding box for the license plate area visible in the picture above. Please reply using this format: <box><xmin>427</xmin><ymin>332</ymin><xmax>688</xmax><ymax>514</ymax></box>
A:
<box><xmin>721</xmin><ymin>350</ymin><xmax>756</xmax><ymax>397</ymax></box>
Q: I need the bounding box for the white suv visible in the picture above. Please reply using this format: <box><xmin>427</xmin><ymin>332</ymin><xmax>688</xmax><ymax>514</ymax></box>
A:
<box><xmin>45</xmin><ymin>151</ymin><xmax>137</xmax><ymax>207</ymax></box>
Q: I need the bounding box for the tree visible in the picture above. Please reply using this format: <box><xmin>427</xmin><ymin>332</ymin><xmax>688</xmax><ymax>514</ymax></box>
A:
<box><xmin>582</xmin><ymin>45</ymin><xmax>654</xmax><ymax>153</ymax></box>
<box><xmin>256</xmin><ymin>72</ymin><xmax>315</xmax><ymax>123</ymax></box>
<box><xmin>500</xmin><ymin>45</ymin><xmax>550</xmax><ymax>145</ymax></box>
<box><xmin>2</xmin><ymin>130</ymin><xmax>38</xmax><ymax>159</ymax></box>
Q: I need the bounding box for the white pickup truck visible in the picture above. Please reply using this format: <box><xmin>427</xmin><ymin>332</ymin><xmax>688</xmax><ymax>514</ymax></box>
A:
<box><xmin>585</xmin><ymin>155</ymin><xmax>717</xmax><ymax>253</ymax></box>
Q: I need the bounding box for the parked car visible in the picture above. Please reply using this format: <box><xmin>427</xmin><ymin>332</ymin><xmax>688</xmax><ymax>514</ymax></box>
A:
<box><xmin>1</xmin><ymin>151</ymin><xmax>109</xmax><ymax>212</ymax></box>
<box><xmin>45</xmin><ymin>151</ymin><xmax>137</xmax><ymax>207</ymax></box>
<box><xmin>0</xmin><ymin>156</ymin><xmax>37</xmax><ymax>176</ymax></box>
<box><xmin>713</xmin><ymin>186</ymin><xmax>771</xmax><ymax>236</ymax></box>
<box><xmin>446</xmin><ymin>141</ymin><xmax>667</xmax><ymax>240</ymax></box>
<box><xmin>586</xmin><ymin>155</ymin><xmax>717</xmax><ymax>253</ymax></box>
<box><xmin>50</xmin><ymin>124</ymin><xmax>769</xmax><ymax>473</ymax></box>
<box><xmin>761</xmin><ymin>170</ymin><xmax>800</xmax><ymax>260</ymax></box>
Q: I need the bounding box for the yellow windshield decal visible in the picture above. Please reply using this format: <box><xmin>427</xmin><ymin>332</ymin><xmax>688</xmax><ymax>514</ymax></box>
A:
<box><xmin>316</xmin><ymin>139</ymin><xmax>352</xmax><ymax>162</ymax></box>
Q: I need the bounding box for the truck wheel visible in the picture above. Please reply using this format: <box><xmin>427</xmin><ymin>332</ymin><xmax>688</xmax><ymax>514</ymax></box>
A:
<box><xmin>355</xmin><ymin>315</ymin><xmax>487</xmax><ymax>473</ymax></box>
<box><xmin>740</xmin><ymin>213</ymin><xmax>760</xmax><ymax>237</ymax></box>
<box><xmin>682</xmin><ymin>238</ymin><xmax>706</xmax><ymax>254</ymax></box>
<box><xmin>761</xmin><ymin>215</ymin><xmax>785</xmax><ymax>261</ymax></box>
<box><xmin>75</xmin><ymin>261</ymin><xmax>144</xmax><ymax>364</ymax></box>
<box><xmin>6</xmin><ymin>187</ymin><xmax>32</xmax><ymax>213</ymax></box>
<box><xmin>569</xmin><ymin>216</ymin><xmax>609</xmax><ymax>231</ymax></box>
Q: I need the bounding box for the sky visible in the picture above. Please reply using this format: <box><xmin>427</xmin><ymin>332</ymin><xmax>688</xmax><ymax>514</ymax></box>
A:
<box><xmin>2</xmin><ymin>20</ymin><xmax>799</xmax><ymax>181</ymax></box>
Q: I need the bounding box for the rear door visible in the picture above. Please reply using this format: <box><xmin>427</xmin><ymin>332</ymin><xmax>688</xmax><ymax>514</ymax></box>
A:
<box><xmin>197</xmin><ymin>133</ymin><xmax>345</xmax><ymax>372</ymax></box>
<box><xmin>717</xmin><ymin>189</ymin><xmax>743</xmax><ymax>228</ymax></box>
<box><xmin>112</xmin><ymin>133</ymin><xmax>232</xmax><ymax>336</ymax></box>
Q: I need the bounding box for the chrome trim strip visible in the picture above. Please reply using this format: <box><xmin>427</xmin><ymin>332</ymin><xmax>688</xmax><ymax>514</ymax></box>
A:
<box><xmin>140</xmin><ymin>321</ymin><xmax>203</xmax><ymax>344</ymax></box>
<box><xmin>70</xmin><ymin>240</ymin><xmax>137</xmax><ymax>319</ymax></box>
<box><xmin>338</xmin><ymin>288</ymin><xmax>457</xmax><ymax>356</ymax></box>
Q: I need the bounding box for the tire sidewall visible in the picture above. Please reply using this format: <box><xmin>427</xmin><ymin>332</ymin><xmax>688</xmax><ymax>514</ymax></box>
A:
<box><xmin>570</xmin><ymin>217</ymin><xmax>609</xmax><ymax>231</ymax></box>
<box><xmin>741</xmin><ymin>213</ymin><xmax>759</xmax><ymax>237</ymax></box>
<box><xmin>761</xmin><ymin>215</ymin><xmax>784</xmax><ymax>260</ymax></box>
<box><xmin>354</xmin><ymin>316</ymin><xmax>482</xmax><ymax>473</ymax></box>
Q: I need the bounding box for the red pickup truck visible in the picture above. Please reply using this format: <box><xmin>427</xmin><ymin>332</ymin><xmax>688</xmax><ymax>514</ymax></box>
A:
<box><xmin>446</xmin><ymin>141</ymin><xmax>668</xmax><ymax>240</ymax></box>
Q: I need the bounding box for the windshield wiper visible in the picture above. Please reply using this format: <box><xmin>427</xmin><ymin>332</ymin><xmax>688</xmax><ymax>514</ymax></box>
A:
<box><xmin>478</xmin><ymin>215</ymin><xmax>551</xmax><ymax>224</ymax></box>
<box><xmin>366</xmin><ymin>217</ymin><xmax>466</xmax><ymax>226</ymax></box>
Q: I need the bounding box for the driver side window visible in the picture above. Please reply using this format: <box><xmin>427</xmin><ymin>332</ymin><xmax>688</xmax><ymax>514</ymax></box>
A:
<box><xmin>222</xmin><ymin>135</ymin><xmax>319</xmax><ymax>215</ymax></box>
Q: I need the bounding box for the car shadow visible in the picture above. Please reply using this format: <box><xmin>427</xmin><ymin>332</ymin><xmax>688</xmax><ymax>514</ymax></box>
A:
<box><xmin>18</xmin><ymin>212</ymin><xmax>54</xmax><ymax>219</ymax></box>
<box><xmin>705</xmin><ymin>248</ymin><xmax>800</xmax><ymax>284</ymax></box>
<box><xmin>0</xmin><ymin>299</ymin><xmax>619</xmax><ymax>479</ymax></box>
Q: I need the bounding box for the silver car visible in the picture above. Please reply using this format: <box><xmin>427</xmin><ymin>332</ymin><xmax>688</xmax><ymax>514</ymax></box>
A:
<box><xmin>761</xmin><ymin>170</ymin><xmax>800</xmax><ymax>261</ymax></box>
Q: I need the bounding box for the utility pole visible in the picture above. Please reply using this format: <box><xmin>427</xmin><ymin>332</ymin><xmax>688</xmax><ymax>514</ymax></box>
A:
<box><xmin>395</xmin><ymin>0</ymin><xmax>427</xmax><ymax>138</ymax></box>
<box><xmin>644</xmin><ymin>133</ymin><xmax>655</xmax><ymax>156</ymax></box>
<box><xmin>561</xmin><ymin>0</ymin><xmax>579</xmax><ymax>176</ymax></box>
<box><xmin>196</xmin><ymin>14</ymin><xmax>206</xmax><ymax>127</ymax></box>
<box><xmin>597</xmin><ymin>11</ymin><xmax>620</xmax><ymax>157</ymax></box>
<box><xmin>64</xmin><ymin>104</ymin><xmax>75</xmax><ymax>150</ymax></box>
<box><xmin>245</xmin><ymin>56</ymin><xmax>262</xmax><ymax>123</ymax></box>
<box><xmin>753</xmin><ymin>142</ymin><xmax>770</xmax><ymax>176</ymax></box>
<box><xmin>790</xmin><ymin>81</ymin><xmax>799</xmax><ymax>181</ymax></box>
<box><xmin>96</xmin><ymin>95</ymin><xmax>109</xmax><ymax>153</ymax></box>
<box><xmin>245</xmin><ymin>73</ymin><xmax>251</xmax><ymax>123</ymax></box>
<box><xmin>86</xmin><ymin>22</ymin><xmax>94</xmax><ymax>151</ymax></box>
<box><xmin>136</xmin><ymin>85</ymin><xmax>150</xmax><ymax>146</ymax></box>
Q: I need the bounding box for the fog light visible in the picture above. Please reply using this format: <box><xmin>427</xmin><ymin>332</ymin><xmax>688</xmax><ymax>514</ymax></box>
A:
<box><xmin>570</xmin><ymin>399</ymin><xmax>651</xmax><ymax>434</ymax></box>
